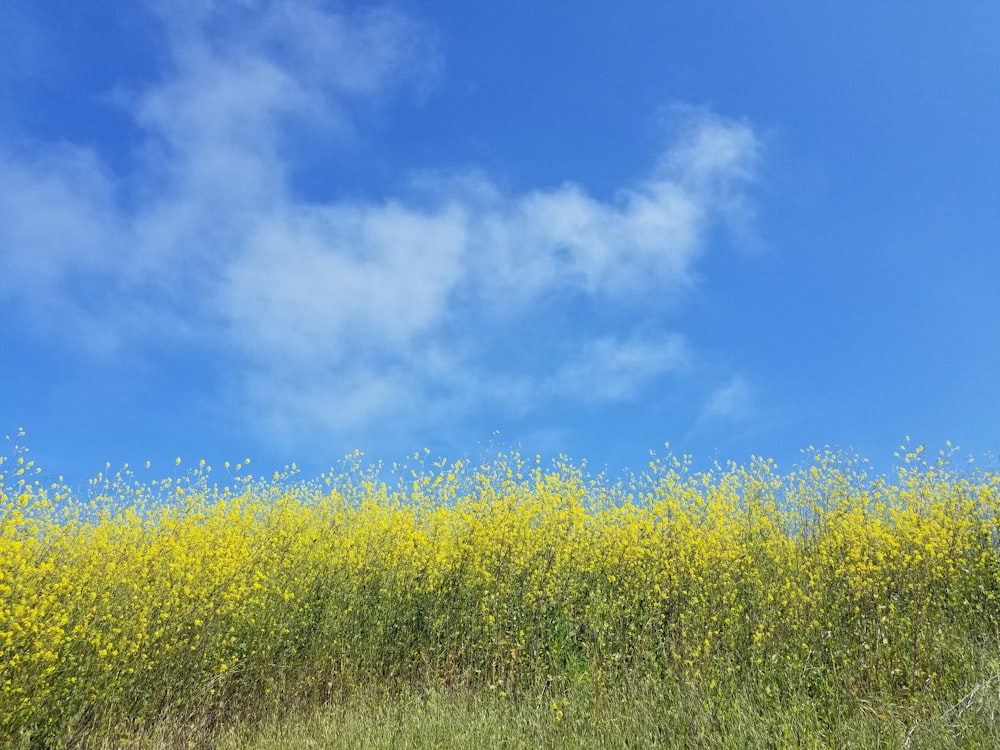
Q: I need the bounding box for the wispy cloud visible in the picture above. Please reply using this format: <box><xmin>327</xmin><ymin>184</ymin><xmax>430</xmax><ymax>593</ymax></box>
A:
<box><xmin>700</xmin><ymin>376</ymin><xmax>753</xmax><ymax>422</ymax></box>
<box><xmin>0</xmin><ymin>1</ymin><xmax>761</xmax><ymax>448</ymax></box>
<box><xmin>549</xmin><ymin>334</ymin><xmax>690</xmax><ymax>402</ymax></box>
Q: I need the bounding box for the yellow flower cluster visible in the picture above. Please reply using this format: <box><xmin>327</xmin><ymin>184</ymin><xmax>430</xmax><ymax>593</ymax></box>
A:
<box><xmin>2</xmin><ymin>440</ymin><xmax>998</xmax><ymax>743</ymax></box>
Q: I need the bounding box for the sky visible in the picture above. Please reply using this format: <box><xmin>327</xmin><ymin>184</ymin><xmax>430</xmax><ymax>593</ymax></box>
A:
<box><xmin>1</xmin><ymin>1</ymin><xmax>999</xmax><ymax>487</ymax></box>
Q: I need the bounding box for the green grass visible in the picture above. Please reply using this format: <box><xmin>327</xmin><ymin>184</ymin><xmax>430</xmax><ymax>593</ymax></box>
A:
<box><xmin>69</xmin><ymin>668</ymin><xmax>1000</xmax><ymax>749</ymax></box>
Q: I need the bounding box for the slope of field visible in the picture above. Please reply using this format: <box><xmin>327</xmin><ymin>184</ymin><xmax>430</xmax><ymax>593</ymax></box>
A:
<box><xmin>2</xmin><ymin>443</ymin><xmax>999</xmax><ymax>748</ymax></box>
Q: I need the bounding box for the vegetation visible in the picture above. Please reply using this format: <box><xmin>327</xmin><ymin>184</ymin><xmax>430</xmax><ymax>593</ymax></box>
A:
<box><xmin>2</xmin><ymin>436</ymin><xmax>999</xmax><ymax>748</ymax></box>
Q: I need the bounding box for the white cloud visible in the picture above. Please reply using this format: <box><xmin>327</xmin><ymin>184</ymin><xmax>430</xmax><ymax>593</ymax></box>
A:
<box><xmin>218</xmin><ymin>202</ymin><xmax>469</xmax><ymax>365</ymax></box>
<box><xmin>463</xmin><ymin>116</ymin><xmax>758</xmax><ymax>305</ymax></box>
<box><xmin>135</xmin><ymin>1</ymin><xmax>438</xmax><ymax>176</ymax></box>
<box><xmin>486</xmin><ymin>179</ymin><xmax>701</xmax><ymax>299</ymax></box>
<box><xmin>0</xmin><ymin>144</ymin><xmax>118</xmax><ymax>290</ymax></box>
<box><xmin>662</xmin><ymin>112</ymin><xmax>759</xmax><ymax>188</ymax></box>
<box><xmin>0</xmin><ymin>1</ymin><xmax>762</xmax><ymax>446</ymax></box>
<box><xmin>701</xmin><ymin>376</ymin><xmax>753</xmax><ymax>422</ymax></box>
<box><xmin>549</xmin><ymin>334</ymin><xmax>690</xmax><ymax>402</ymax></box>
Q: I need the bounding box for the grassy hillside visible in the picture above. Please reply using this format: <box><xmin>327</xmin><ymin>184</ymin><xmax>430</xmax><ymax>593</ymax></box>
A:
<box><xmin>3</xmin><ymin>442</ymin><xmax>999</xmax><ymax>748</ymax></box>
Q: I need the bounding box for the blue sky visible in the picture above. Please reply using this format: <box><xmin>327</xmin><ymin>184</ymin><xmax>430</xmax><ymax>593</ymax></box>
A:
<box><xmin>1</xmin><ymin>1</ymin><xmax>998</xmax><ymax>485</ymax></box>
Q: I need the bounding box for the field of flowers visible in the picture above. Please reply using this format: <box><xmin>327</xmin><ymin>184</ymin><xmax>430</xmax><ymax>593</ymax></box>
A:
<box><xmin>2</xmin><ymin>437</ymin><xmax>999</xmax><ymax>747</ymax></box>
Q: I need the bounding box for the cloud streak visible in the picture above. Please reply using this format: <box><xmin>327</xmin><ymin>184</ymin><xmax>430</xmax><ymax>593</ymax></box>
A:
<box><xmin>0</xmin><ymin>0</ymin><xmax>761</xmax><ymax>448</ymax></box>
<box><xmin>701</xmin><ymin>376</ymin><xmax>753</xmax><ymax>423</ymax></box>
<box><xmin>548</xmin><ymin>334</ymin><xmax>690</xmax><ymax>402</ymax></box>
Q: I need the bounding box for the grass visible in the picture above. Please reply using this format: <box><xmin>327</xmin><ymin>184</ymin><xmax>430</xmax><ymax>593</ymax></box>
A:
<box><xmin>2</xmin><ymin>437</ymin><xmax>999</xmax><ymax>748</ymax></box>
<box><xmin>230</xmin><ymin>680</ymin><xmax>1000</xmax><ymax>750</ymax></box>
<box><xmin>67</xmin><ymin>672</ymin><xmax>1000</xmax><ymax>749</ymax></box>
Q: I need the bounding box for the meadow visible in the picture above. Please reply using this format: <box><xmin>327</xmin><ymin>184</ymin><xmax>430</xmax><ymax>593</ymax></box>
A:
<box><xmin>2</xmin><ymin>437</ymin><xmax>1000</xmax><ymax>748</ymax></box>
